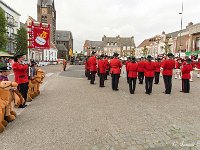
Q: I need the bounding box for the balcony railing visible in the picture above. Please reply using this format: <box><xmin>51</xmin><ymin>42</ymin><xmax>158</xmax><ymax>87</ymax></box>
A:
<box><xmin>7</xmin><ymin>17</ymin><xmax>18</xmax><ymax>27</ymax></box>
<box><xmin>7</xmin><ymin>33</ymin><xmax>16</xmax><ymax>40</ymax></box>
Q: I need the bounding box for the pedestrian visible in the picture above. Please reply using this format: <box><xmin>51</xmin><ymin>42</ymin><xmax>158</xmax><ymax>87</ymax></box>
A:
<box><xmin>110</xmin><ymin>52</ymin><xmax>122</xmax><ymax>91</ymax></box>
<box><xmin>161</xmin><ymin>53</ymin><xmax>175</xmax><ymax>94</ymax></box>
<box><xmin>88</xmin><ymin>51</ymin><xmax>97</xmax><ymax>84</ymax></box>
<box><xmin>63</xmin><ymin>59</ymin><xmax>67</xmax><ymax>71</ymax></box>
<box><xmin>98</xmin><ymin>54</ymin><xmax>106</xmax><ymax>87</ymax></box>
<box><xmin>196</xmin><ymin>58</ymin><xmax>200</xmax><ymax>78</ymax></box>
<box><xmin>0</xmin><ymin>63</ymin><xmax>11</xmax><ymax>81</ymax></box>
<box><xmin>144</xmin><ymin>55</ymin><xmax>155</xmax><ymax>95</ymax></box>
<box><xmin>175</xmin><ymin>58</ymin><xmax>182</xmax><ymax>79</ymax></box>
<box><xmin>125</xmin><ymin>57</ymin><xmax>131</xmax><ymax>83</ymax></box>
<box><xmin>127</xmin><ymin>56</ymin><xmax>138</xmax><ymax>94</ymax></box>
<box><xmin>181</xmin><ymin>58</ymin><xmax>193</xmax><ymax>93</ymax></box>
<box><xmin>104</xmin><ymin>55</ymin><xmax>109</xmax><ymax>80</ymax></box>
<box><xmin>30</xmin><ymin>60</ymin><xmax>36</xmax><ymax>80</ymax></box>
<box><xmin>12</xmin><ymin>54</ymin><xmax>29</xmax><ymax>108</ymax></box>
<box><xmin>137</xmin><ymin>57</ymin><xmax>145</xmax><ymax>84</ymax></box>
<box><xmin>154</xmin><ymin>58</ymin><xmax>161</xmax><ymax>84</ymax></box>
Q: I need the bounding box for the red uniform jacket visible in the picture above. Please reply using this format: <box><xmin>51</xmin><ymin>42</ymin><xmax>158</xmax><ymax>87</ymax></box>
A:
<box><xmin>12</xmin><ymin>62</ymin><xmax>29</xmax><ymax>84</ymax></box>
<box><xmin>125</xmin><ymin>61</ymin><xmax>130</xmax><ymax>72</ymax></box>
<box><xmin>182</xmin><ymin>64</ymin><xmax>193</xmax><ymax>79</ymax></box>
<box><xmin>175</xmin><ymin>61</ymin><xmax>182</xmax><ymax>69</ymax></box>
<box><xmin>161</xmin><ymin>59</ymin><xmax>175</xmax><ymax>76</ymax></box>
<box><xmin>127</xmin><ymin>62</ymin><xmax>138</xmax><ymax>78</ymax></box>
<box><xmin>103</xmin><ymin>58</ymin><xmax>109</xmax><ymax>70</ymax></box>
<box><xmin>144</xmin><ymin>61</ymin><xmax>155</xmax><ymax>77</ymax></box>
<box><xmin>196</xmin><ymin>61</ymin><xmax>200</xmax><ymax>69</ymax></box>
<box><xmin>98</xmin><ymin>60</ymin><xmax>107</xmax><ymax>74</ymax></box>
<box><xmin>137</xmin><ymin>61</ymin><xmax>145</xmax><ymax>72</ymax></box>
<box><xmin>110</xmin><ymin>58</ymin><xmax>122</xmax><ymax>74</ymax></box>
<box><xmin>154</xmin><ymin>61</ymin><xmax>161</xmax><ymax>72</ymax></box>
<box><xmin>88</xmin><ymin>56</ymin><xmax>97</xmax><ymax>72</ymax></box>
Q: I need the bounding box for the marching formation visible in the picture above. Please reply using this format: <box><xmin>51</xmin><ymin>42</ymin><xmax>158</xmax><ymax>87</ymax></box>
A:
<box><xmin>85</xmin><ymin>52</ymin><xmax>200</xmax><ymax>95</ymax></box>
<box><xmin>0</xmin><ymin>54</ymin><xmax>45</xmax><ymax>133</ymax></box>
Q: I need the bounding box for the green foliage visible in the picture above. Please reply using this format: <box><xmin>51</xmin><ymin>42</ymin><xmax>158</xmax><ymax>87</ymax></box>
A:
<box><xmin>0</xmin><ymin>7</ymin><xmax>8</xmax><ymax>51</ymax></box>
<box><xmin>15</xmin><ymin>27</ymin><xmax>28</xmax><ymax>55</ymax></box>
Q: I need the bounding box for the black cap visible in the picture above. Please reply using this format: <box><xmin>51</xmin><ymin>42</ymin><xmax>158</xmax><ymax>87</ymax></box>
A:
<box><xmin>147</xmin><ymin>55</ymin><xmax>153</xmax><ymax>60</ymax></box>
<box><xmin>113</xmin><ymin>52</ymin><xmax>119</xmax><ymax>57</ymax></box>
<box><xmin>100</xmin><ymin>54</ymin><xmax>104</xmax><ymax>58</ymax></box>
<box><xmin>131</xmin><ymin>56</ymin><xmax>136</xmax><ymax>61</ymax></box>
<box><xmin>0</xmin><ymin>62</ymin><xmax>11</xmax><ymax>72</ymax></box>
<box><xmin>13</xmin><ymin>53</ymin><xmax>24</xmax><ymax>62</ymax></box>
<box><xmin>186</xmin><ymin>58</ymin><xmax>192</xmax><ymax>62</ymax></box>
<box><xmin>167</xmin><ymin>53</ymin><xmax>174</xmax><ymax>58</ymax></box>
<box><xmin>91</xmin><ymin>51</ymin><xmax>96</xmax><ymax>55</ymax></box>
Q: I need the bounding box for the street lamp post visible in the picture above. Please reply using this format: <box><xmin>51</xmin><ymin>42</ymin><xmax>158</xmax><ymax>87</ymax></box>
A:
<box><xmin>179</xmin><ymin>1</ymin><xmax>183</xmax><ymax>57</ymax></box>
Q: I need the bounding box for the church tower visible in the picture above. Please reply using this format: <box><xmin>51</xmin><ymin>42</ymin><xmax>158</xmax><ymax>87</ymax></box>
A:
<box><xmin>37</xmin><ymin>0</ymin><xmax>56</xmax><ymax>44</ymax></box>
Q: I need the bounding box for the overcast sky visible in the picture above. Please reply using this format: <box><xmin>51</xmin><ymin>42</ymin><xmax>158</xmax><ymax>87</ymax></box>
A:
<box><xmin>5</xmin><ymin>0</ymin><xmax>200</xmax><ymax>51</ymax></box>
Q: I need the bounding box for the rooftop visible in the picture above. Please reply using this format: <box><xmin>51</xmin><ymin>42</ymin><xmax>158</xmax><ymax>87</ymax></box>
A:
<box><xmin>0</xmin><ymin>0</ymin><xmax>21</xmax><ymax>16</ymax></box>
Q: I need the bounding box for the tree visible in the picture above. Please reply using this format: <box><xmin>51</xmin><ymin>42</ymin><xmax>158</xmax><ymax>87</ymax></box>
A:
<box><xmin>15</xmin><ymin>27</ymin><xmax>28</xmax><ymax>54</ymax></box>
<box><xmin>0</xmin><ymin>7</ymin><xmax>7</xmax><ymax>51</ymax></box>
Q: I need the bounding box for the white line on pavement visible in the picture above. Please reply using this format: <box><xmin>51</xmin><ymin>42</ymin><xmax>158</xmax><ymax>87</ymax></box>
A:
<box><xmin>45</xmin><ymin>73</ymin><xmax>54</xmax><ymax>77</ymax></box>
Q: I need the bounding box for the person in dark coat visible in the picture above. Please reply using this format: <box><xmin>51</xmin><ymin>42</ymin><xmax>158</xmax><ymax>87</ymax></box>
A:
<box><xmin>12</xmin><ymin>53</ymin><xmax>29</xmax><ymax>108</ymax></box>
<box><xmin>144</xmin><ymin>55</ymin><xmax>155</xmax><ymax>95</ymax></box>
<box><xmin>125</xmin><ymin>57</ymin><xmax>131</xmax><ymax>83</ymax></box>
<box><xmin>98</xmin><ymin>54</ymin><xmax>107</xmax><ymax>87</ymax></box>
<box><xmin>161</xmin><ymin>53</ymin><xmax>175</xmax><ymax>94</ymax></box>
<box><xmin>181</xmin><ymin>58</ymin><xmax>193</xmax><ymax>93</ymax></box>
<box><xmin>127</xmin><ymin>57</ymin><xmax>138</xmax><ymax>94</ymax></box>
<box><xmin>137</xmin><ymin>57</ymin><xmax>145</xmax><ymax>84</ymax></box>
<box><xmin>104</xmin><ymin>55</ymin><xmax>109</xmax><ymax>80</ymax></box>
<box><xmin>110</xmin><ymin>53</ymin><xmax>122</xmax><ymax>91</ymax></box>
<box><xmin>0</xmin><ymin>63</ymin><xmax>11</xmax><ymax>81</ymax></box>
<box><xmin>154</xmin><ymin>58</ymin><xmax>161</xmax><ymax>84</ymax></box>
<box><xmin>88</xmin><ymin>51</ymin><xmax>97</xmax><ymax>84</ymax></box>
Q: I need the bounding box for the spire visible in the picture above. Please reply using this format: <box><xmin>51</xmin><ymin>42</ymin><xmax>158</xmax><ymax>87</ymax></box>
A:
<box><xmin>37</xmin><ymin>0</ymin><xmax>53</xmax><ymax>6</ymax></box>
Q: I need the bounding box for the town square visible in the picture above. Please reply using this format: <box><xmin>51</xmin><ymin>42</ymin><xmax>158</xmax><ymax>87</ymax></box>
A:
<box><xmin>0</xmin><ymin>0</ymin><xmax>200</xmax><ymax>150</ymax></box>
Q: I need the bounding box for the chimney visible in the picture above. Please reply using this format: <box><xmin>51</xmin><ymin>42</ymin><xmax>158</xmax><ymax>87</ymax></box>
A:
<box><xmin>186</xmin><ymin>22</ymin><xmax>193</xmax><ymax>28</ymax></box>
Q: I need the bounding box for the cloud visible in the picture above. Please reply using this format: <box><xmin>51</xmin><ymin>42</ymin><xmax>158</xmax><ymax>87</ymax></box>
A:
<box><xmin>4</xmin><ymin>0</ymin><xmax>200</xmax><ymax>51</ymax></box>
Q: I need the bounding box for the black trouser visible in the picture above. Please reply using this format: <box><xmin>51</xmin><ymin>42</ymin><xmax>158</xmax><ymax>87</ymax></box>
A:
<box><xmin>182</xmin><ymin>79</ymin><xmax>190</xmax><ymax>93</ymax></box>
<box><xmin>105</xmin><ymin>70</ymin><xmax>109</xmax><ymax>80</ymax></box>
<box><xmin>111</xmin><ymin>74</ymin><xmax>120</xmax><ymax>90</ymax></box>
<box><xmin>129</xmin><ymin>78</ymin><xmax>137</xmax><ymax>94</ymax></box>
<box><xmin>87</xmin><ymin>70</ymin><xmax>91</xmax><ymax>80</ymax></box>
<box><xmin>145</xmin><ymin>77</ymin><xmax>154</xmax><ymax>94</ymax></box>
<box><xmin>17</xmin><ymin>82</ymin><xmax>29</xmax><ymax>105</ymax></box>
<box><xmin>90</xmin><ymin>71</ymin><xmax>96</xmax><ymax>84</ymax></box>
<box><xmin>126</xmin><ymin>72</ymin><xmax>129</xmax><ymax>83</ymax></box>
<box><xmin>138</xmin><ymin>72</ymin><xmax>144</xmax><ymax>84</ymax></box>
<box><xmin>99</xmin><ymin>73</ymin><xmax>105</xmax><ymax>87</ymax></box>
<box><xmin>163</xmin><ymin>75</ymin><xmax>172</xmax><ymax>94</ymax></box>
<box><xmin>85</xmin><ymin>70</ymin><xmax>88</xmax><ymax>77</ymax></box>
<box><xmin>154</xmin><ymin>72</ymin><xmax>160</xmax><ymax>84</ymax></box>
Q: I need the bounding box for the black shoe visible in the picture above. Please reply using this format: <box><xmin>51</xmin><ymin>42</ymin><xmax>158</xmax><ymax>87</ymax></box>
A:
<box><xmin>19</xmin><ymin>104</ymin><xmax>27</xmax><ymax>108</ymax></box>
<box><xmin>154</xmin><ymin>83</ymin><xmax>158</xmax><ymax>84</ymax></box>
<box><xmin>114</xmin><ymin>89</ymin><xmax>119</xmax><ymax>91</ymax></box>
<box><xmin>180</xmin><ymin>91</ymin><xmax>183</xmax><ymax>92</ymax></box>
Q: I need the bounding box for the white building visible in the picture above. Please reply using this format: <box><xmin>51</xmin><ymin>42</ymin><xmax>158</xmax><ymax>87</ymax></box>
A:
<box><xmin>0</xmin><ymin>0</ymin><xmax>20</xmax><ymax>53</ymax></box>
<box><xmin>43</xmin><ymin>43</ymin><xmax>58</xmax><ymax>61</ymax></box>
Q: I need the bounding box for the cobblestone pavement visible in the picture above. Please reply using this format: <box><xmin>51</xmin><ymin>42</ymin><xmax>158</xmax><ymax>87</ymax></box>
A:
<box><xmin>1</xmin><ymin>65</ymin><xmax>200</xmax><ymax>150</ymax></box>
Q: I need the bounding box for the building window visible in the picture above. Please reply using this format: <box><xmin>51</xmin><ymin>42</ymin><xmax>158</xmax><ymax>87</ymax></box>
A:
<box><xmin>107</xmin><ymin>42</ymin><xmax>109</xmax><ymax>46</ymax></box>
<box><xmin>127</xmin><ymin>46</ymin><xmax>130</xmax><ymax>50</ymax></box>
<box><xmin>115</xmin><ymin>43</ymin><xmax>117</xmax><ymax>46</ymax></box>
<box><xmin>123</xmin><ymin>46</ymin><xmax>126</xmax><ymax>50</ymax></box>
<box><xmin>196</xmin><ymin>38</ymin><xmax>200</xmax><ymax>49</ymax></box>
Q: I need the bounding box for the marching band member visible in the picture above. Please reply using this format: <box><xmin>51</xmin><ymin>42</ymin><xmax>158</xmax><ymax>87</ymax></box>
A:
<box><xmin>12</xmin><ymin>54</ymin><xmax>29</xmax><ymax>108</ymax></box>
<box><xmin>127</xmin><ymin>56</ymin><xmax>138</xmax><ymax>94</ymax></box>
<box><xmin>181</xmin><ymin>58</ymin><xmax>193</xmax><ymax>93</ymax></box>
<box><xmin>137</xmin><ymin>57</ymin><xmax>145</xmax><ymax>84</ymax></box>
<box><xmin>144</xmin><ymin>55</ymin><xmax>155</xmax><ymax>95</ymax></box>
<box><xmin>88</xmin><ymin>51</ymin><xmax>97</xmax><ymax>84</ymax></box>
<box><xmin>125</xmin><ymin>57</ymin><xmax>131</xmax><ymax>83</ymax></box>
<box><xmin>98</xmin><ymin>54</ymin><xmax>107</xmax><ymax>87</ymax></box>
<box><xmin>196</xmin><ymin>58</ymin><xmax>200</xmax><ymax>78</ymax></box>
<box><xmin>161</xmin><ymin>53</ymin><xmax>175</xmax><ymax>94</ymax></box>
<box><xmin>110</xmin><ymin>53</ymin><xmax>122</xmax><ymax>91</ymax></box>
<box><xmin>154</xmin><ymin>58</ymin><xmax>161</xmax><ymax>84</ymax></box>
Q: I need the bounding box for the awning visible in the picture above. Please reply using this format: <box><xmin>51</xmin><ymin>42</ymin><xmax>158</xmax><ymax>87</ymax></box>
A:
<box><xmin>185</xmin><ymin>50</ymin><xmax>200</xmax><ymax>56</ymax></box>
<box><xmin>0</xmin><ymin>51</ymin><xmax>14</xmax><ymax>57</ymax></box>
